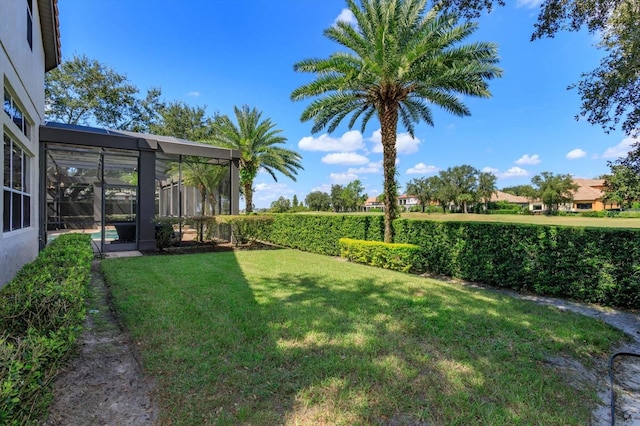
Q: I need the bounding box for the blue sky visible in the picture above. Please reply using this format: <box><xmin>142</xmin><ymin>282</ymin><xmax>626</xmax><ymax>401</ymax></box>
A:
<box><xmin>56</xmin><ymin>0</ymin><xmax>636</xmax><ymax>208</ymax></box>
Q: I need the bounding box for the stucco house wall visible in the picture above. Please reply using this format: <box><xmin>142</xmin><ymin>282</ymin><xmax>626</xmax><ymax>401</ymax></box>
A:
<box><xmin>0</xmin><ymin>0</ymin><xmax>57</xmax><ymax>287</ymax></box>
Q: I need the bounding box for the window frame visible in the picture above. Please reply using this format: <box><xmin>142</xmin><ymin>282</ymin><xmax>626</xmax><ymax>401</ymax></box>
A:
<box><xmin>3</xmin><ymin>132</ymin><xmax>32</xmax><ymax>233</ymax></box>
<box><xmin>576</xmin><ymin>203</ymin><xmax>593</xmax><ymax>210</ymax></box>
<box><xmin>26</xmin><ymin>0</ymin><xmax>33</xmax><ymax>50</ymax></box>
<box><xmin>3</xmin><ymin>88</ymin><xmax>31</xmax><ymax>139</ymax></box>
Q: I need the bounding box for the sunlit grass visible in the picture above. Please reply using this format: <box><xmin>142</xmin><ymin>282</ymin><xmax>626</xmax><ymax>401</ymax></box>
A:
<box><xmin>102</xmin><ymin>249</ymin><xmax>627</xmax><ymax>425</ymax></box>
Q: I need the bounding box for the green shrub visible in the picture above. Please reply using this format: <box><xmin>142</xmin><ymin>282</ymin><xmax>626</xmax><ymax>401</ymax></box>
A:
<box><xmin>339</xmin><ymin>238</ymin><xmax>424</xmax><ymax>273</ymax></box>
<box><xmin>489</xmin><ymin>209</ymin><xmax>521</xmax><ymax>215</ymax></box>
<box><xmin>618</xmin><ymin>210</ymin><xmax>640</xmax><ymax>218</ymax></box>
<box><xmin>580</xmin><ymin>211</ymin><xmax>605</xmax><ymax>218</ymax></box>
<box><xmin>258</xmin><ymin>214</ymin><xmax>384</xmax><ymax>256</ymax></box>
<box><xmin>393</xmin><ymin>219</ymin><xmax>640</xmax><ymax>308</ymax></box>
<box><xmin>154</xmin><ymin>216</ymin><xmax>183</xmax><ymax>250</ymax></box>
<box><xmin>0</xmin><ymin>233</ymin><xmax>93</xmax><ymax>424</ymax></box>
<box><xmin>217</xmin><ymin>215</ymin><xmax>274</xmax><ymax>245</ymax></box>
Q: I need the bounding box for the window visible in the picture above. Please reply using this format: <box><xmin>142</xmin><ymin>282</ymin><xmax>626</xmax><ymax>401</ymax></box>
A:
<box><xmin>576</xmin><ymin>203</ymin><xmax>593</xmax><ymax>210</ymax></box>
<box><xmin>3</xmin><ymin>90</ymin><xmax>30</xmax><ymax>139</ymax></box>
<box><xmin>27</xmin><ymin>0</ymin><xmax>33</xmax><ymax>50</ymax></box>
<box><xmin>3</xmin><ymin>133</ymin><xmax>31</xmax><ymax>232</ymax></box>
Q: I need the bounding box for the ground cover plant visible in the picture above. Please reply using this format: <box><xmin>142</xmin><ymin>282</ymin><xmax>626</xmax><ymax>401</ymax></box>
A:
<box><xmin>0</xmin><ymin>234</ymin><xmax>93</xmax><ymax>424</ymax></box>
<box><xmin>101</xmin><ymin>249</ymin><xmax>627</xmax><ymax>425</ymax></box>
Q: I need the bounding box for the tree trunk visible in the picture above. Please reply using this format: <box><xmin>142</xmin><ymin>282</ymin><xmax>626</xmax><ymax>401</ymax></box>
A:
<box><xmin>199</xmin><ymin>188</ymin><xmax>207</xmax><ymax>216</ymax></box>
<box><xmin>244</xmin><ymin>182</ymin><xmax>253</xmax><ymax>213</ymax></box>
<box><xmin>379</xmin><ymin>104</ymin><xmax>399</xmax><ymax>243</ymax></box>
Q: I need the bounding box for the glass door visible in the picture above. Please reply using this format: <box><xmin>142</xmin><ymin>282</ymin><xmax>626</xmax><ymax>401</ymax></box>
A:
<box><xmin>101</xmin><ymin>150</ymin><xmax>139</xmax><ymax>252</ymax></box>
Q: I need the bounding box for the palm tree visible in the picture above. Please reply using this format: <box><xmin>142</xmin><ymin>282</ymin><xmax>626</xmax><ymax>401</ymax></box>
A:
<box><xmin>210</xmin><ymin>105</ymin><xmax>303</xmax><ymax>213</ymax></box>
<box><xmin>291</xmin><ymin>0</ymin><xmax>502</xmax><ymax>242</ymax></box>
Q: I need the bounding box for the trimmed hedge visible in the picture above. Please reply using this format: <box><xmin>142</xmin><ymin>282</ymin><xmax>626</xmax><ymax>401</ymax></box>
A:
<box><xmin>393</xmin><ymin>219</ymin><xmax>640</xmax><ymax>308</ymax></box>
<box><xmin>339</xmin><ymin>238</ymin><xmax>424</xmax><ymax>273</ymax></box>
<box><xmin>259</xmin><ymin>215</ymin><xmax>640</xmax><ymax>308</ymax></box>
<box><xmin>257</xmin><ymin>214</ymin><xmax>384</xmax><ymax>256</ymax></box>
<box><xmin>0</xmin><ymin>234</ymin><xmax>93</xmax><ymax>425</ymax></box>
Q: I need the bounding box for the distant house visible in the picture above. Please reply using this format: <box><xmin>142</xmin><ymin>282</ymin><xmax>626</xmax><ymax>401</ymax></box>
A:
<box><xmin>524</xmin><ymin>179</ymin><xmax>617</xmax><ymax>213</ymax></box>
<box><xmin>566</xmin><ymin>178</ymin><xmax>618</xmax><ymax>212</ymax></box>
<box><xmin>362</xmin><ymin>196</ymin><xmax>384</xmax><ymax>211</ymax></box>
<box><xmin>363</xmin><ymin>194</ymin><xmax>421</xmax><ymax>212</ymax></box>
<box><xmin>398</xmin><ymin>194</ymin><xmax>420</xmax><ymax>211</ymax></box>
<box><xmin>490</xmin><ymin>190</ymin><xmax>530</xmax><ymax>208</ymax></box>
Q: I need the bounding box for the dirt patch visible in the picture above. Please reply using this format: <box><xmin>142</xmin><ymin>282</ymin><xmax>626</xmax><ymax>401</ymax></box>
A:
<box><xmin>43</xmin><ymin>261</ymin><xmax>156</xmax><ymax>426</ymax></box>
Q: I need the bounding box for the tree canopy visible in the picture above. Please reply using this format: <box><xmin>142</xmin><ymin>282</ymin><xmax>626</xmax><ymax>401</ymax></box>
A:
<box><xmin>602</xmin><ymin>164</ymin><xmax>640</xmax><ymax>208</ymax></box>
<box><xmin>305</xmin><ymin>191</ymin><xmax>332</xmax><ymax>211</ymax></box>
<box><xmin>45</xmin><ymin>54</ymin><xmax>163</xmax><ymax>132</ymax></box>
<box><xmin>531</xmin><ymin>172</ymin><xmax>579</xmax><ymax>213</ymax></box>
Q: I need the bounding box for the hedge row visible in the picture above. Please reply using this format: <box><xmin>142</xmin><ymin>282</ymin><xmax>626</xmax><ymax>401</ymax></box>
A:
<box><xmin>0</xmin><ymin>234</ymin><xmax>93</xmax><ymax>425</ymax></box>
<box><xmin>258</xmin><ymin>215</ymin><xmax>639</xmax><ymax>308</ymax></box>
<box><xmin>258</xmin><ymin>214</ymin><xmax>384</xmax><ymax>256</ymax></box>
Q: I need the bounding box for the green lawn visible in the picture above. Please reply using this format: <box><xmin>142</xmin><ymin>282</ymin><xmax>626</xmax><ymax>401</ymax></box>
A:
<box><xmin>102</xmin><ymin>249</ymin><xmax>626</xmax><ymax>425</ymax></box>
<box><xmin>400</xmin><ymin>212</ymin><xmax>640</xmax><ymax>228</ymax></box>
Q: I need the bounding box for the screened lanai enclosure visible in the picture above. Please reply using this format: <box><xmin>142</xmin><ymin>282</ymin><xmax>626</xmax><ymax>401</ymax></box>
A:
<box><xmin>40</xmin><ymin>123</ymin><xmax>240</xmax><ymax>252</ymax></box>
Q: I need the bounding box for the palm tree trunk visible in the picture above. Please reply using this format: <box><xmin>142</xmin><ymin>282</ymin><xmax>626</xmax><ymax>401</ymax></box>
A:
<box><xmin>380</xmin><ymin>104</ymin><xmax>399</xmax><ymax>243</ymax></box>
<box><xmin>199</xmin><ymin>188</ymin><xmax>207</xmax><ymax>216</ymax></box>
<box><xmin>244</xmin><ymin>182</ymin><xmax>253</xmax><ymax>213</ymax></box>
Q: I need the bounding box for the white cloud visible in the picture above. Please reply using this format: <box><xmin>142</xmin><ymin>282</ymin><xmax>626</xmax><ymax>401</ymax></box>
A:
<box><xmin>516</xmin><ymin>0</ymin><xmax>543</xmax><ymax>8</ymax></box>
<box><xmin>515</xmin><ymin>154</ymin><xmax>541</xmax><ymax>165</ymax></box>
<box><xmin>348</xmin><ymin>161</ymin><xmax>382</xmax><ymax>174</ymax></box>
<box><xmin>334</xmin><ymin>8</ymin><xmax>356</xmax><ymax>25</ymax></box>
<box><xmin>566</xmin><ymin>148</ymin><xmax>587</xmax><ymax>160</ymax></box>
<box><xmin>252</xmin><ymin>182</ymin><xmax>295</xmax><ymax>207</ymax></box>
<box><xmin>406</xmin><ymin>162</ymin><xmax>439</xmax><ymax>175</ymax></box>
<box><xmin>311</xmin><ymin>184</ymin><xmax>332</xmax><ymax>193</ymax></box>
<box><xmin>330</xmin><ymin>172</ymin><xmax>358</xmax><ymax>184</ymax></box>
<box><xmin>321</xmin><ymin>152</ymin><xmax>370</xmax><ymax>165</ymax></box>
<box><xmin>298</xmin><ymin>130</ymin><xmax>364</xmax><ymax>152</ymax></box>
<box><xmin>600</xmin><ymin>136</ymin><xmax>637</xmax><ymax>159</ymax></box>
<box><xmin>370</xmin><ymin>129</ymin><xmax>421</xmax><ymax>154</ymax></box>
<box><xmin>187</xmin><ymin>91</ymin><xmax>201</xmax><ymax>97</ymax></box>
<box><xmin>502</xmin><ymin>167</ymin><xmax>529</xmax><ymax>178</ymax></box>
<box><xmin>482</xmin><ymin>167</ymin><xmax>499</xmax><ymax>175</ymax></box>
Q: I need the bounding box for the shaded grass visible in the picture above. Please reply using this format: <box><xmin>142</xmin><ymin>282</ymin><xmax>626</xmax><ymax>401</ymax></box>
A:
<box><xmin>102</xmin><ymin>250</ymin><xmax>626</xmax><ymax>425</ymax></box>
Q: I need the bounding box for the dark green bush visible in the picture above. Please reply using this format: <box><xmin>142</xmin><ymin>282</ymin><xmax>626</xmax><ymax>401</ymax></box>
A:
<box><xmin>0</xmin><ymin>233</ymin><xmax>93</xmax><ymax>424</ymax></box>
<box><xmin>580</xmin><ymin>211</ymin><xmax>605</xmax><ymax>218</ymax></box>
<box><xmin>258</xmin><ymin>214</ymin><xmax>384</xmax><ymax>256</ymax></box>
<box><xmin>394</xmin><ymin>219</ymin><xmax>640</xmax><ymax>308</ymax></box>
<box><xmin>339</xmin><ymin>238</ymin><xmax>424</xmax><ymax>273</ymax></box>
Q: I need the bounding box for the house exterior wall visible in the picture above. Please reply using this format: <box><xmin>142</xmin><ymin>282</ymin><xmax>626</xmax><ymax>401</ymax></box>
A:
<box><xmin>0</xmin><ymin>0</ymin><xmax>48</xmax><ymax>287</ymax></box>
